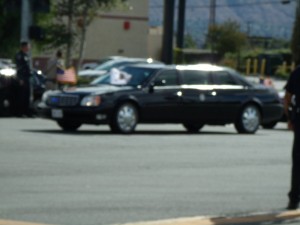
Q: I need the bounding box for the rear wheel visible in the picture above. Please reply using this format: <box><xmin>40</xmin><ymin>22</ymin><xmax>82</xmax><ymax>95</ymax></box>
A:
<box><xmin>234</xmin><ymin>104</ymin><xmax>260</xmax><ymax>134</ymax></box>
<box><xmin>57</xmin><ymin>121</ymin><xmax>82</xmax><ymax>131</ymax></box>
<box><xmin>109</xmin><ymin>102</ymin><xmax>138</xmax><ymax>134</ymax></box>
<box><xmin>183</xmin><ymin>123</ymin><xmax>204</xmax><ymax>133</ymax></box>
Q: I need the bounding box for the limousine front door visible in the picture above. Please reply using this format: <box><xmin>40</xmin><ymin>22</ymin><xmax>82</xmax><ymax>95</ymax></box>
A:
<box><xmin>139</xmin><ymin>70</ymin><xmax>183</xmax><ymax>122</ymax></box>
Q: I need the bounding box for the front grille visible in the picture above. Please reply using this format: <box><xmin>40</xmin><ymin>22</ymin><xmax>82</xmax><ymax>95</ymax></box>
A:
<box><xmin>47</xmin><ymin>95</ymin><xmax>79</xmax><ymax>107</ymax></box>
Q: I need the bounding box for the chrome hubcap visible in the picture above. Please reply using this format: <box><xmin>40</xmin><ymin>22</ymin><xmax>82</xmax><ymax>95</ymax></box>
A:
<box><xmin>117</xmin><ymin>105</ymin><xmax>137</xmax><ymax>132</ymax></box>
<box><xmin>242</xmin><ymin>106</ymin><xmax>260</xmax><ymax>132</ymax></box>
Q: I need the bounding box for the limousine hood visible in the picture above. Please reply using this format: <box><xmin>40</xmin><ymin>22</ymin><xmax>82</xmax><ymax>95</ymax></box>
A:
<box><xmin>78</xmin><ymin>69</ymin><xmax>107</xmax><ymax>77</ymax></box>
<box><xmin>61</xmin><ymin>85</ymin><xmax>134</xmax><ymax>96</ymax></box>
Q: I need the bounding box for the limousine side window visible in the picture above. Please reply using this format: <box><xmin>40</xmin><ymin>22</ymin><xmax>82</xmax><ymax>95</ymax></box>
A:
<box><xmin>154</xmin><ymin>70</ymin><xmax>178</xmax><ymax>86</ymax></box>
<box><xmin>181</xmin><ymin>70</ymin><xmax>210</xmax><ymax>85</ymax></box>
<box><xmin>212</xmin><ymin>71</ymin><xmax>237</xmax><ymax>85</ymax></box>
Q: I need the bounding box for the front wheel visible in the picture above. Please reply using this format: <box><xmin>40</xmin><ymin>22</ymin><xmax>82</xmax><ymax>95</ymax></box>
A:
<box><xmin>183</xmin><ymin>123</ymin><xmax>204</xmax><ymax>133</ymax></box>
<box><xmin>57</xmin><ymin>120</ymin><xmax>82</xmax><ymax>131</ymax></box>
<box><xmin>109</xmin><ymin>103</ymin><xmax>138</xmax><ymax>134</ymax></box>
<box><xmin>234</xmin><ymin>104</ymin><xmax>261</xmax><ymax>134</ymax></box>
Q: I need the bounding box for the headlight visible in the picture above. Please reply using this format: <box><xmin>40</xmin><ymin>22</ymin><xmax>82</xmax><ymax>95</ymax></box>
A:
<box><xmin>0</xmin><ymin>68</ymin><xmax>16</xmax><ymax>76</ymax></box>
<box><xmin>80</xmin><ymin>95</ymin><xmax>101</xmax><ymax>107</ymax></box>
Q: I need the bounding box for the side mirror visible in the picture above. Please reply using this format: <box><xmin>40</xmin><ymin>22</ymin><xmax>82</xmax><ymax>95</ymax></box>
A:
<box><xmin>149</xmin><ymin>82</ymin><xmax>155</xmax><ymax>93</ymax></box>
<box><xmin>148</xmin><ymin>79</ymin><xmax>166</xmax><ymax>93</ymax></box>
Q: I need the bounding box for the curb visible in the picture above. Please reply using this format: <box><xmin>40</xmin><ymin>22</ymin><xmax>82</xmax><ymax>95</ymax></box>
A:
<box><xmin>1</xmin><ymin>210</ymin><xmax>300</xmax><ymax>225</ymax></box>
<box><xmin>120</xmin><ymin>210</ymin><xmax>300</xmax><ymax>225</ymax></box>
<box><xmin>0</xmin><ymin>220</ymin><xmax>51</xmax><ymax>225</ymax></box>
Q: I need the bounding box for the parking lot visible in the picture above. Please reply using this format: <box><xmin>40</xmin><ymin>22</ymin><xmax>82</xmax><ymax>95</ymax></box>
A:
<box><xmin>0</xmin><ymin>117</ymin><xmax>296</xmax><ymax>225</ymax></box>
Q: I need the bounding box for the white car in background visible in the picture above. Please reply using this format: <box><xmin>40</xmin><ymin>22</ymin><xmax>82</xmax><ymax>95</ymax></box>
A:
<box><xmin>81</xmin><ymin>56</ymin><xmax>125</xmax><ymax>70</ymax></box>
<box><xmin>78</xmin><ymin>57</ymin><xmax>163</xmax><ymax>80</ymax></box>
<box><xmin>0</xmin><ymin>59</ymin><xmax>16</xmax><ymax>77</ymax></box>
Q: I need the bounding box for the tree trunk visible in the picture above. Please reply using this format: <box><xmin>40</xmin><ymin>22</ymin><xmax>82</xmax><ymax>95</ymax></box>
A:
<box><xmin>66</xmin><ymin>0</ymin><xmax>74</xmax><ymax>68</ymax></box>
<box><xmin>77</xmin><ymin>2</ymin><xmax>89</xmax><ymax>72</ymax></box>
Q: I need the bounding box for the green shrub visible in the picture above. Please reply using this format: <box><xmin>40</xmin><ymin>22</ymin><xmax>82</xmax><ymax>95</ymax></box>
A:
<box><xmin>274</xmin><ymin>66</ymin><xmax>289</xmax><ymax>79</ymax></box>
<box><xmin>77</xmin><ymin>76</ymin><xmax>93</xmax><ymax>85</ymax></box>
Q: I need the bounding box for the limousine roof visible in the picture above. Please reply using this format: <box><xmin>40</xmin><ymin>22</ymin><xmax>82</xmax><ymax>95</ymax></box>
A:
<box><xmin>176</xmin><ymin>64</ymin><xmax>224</xmax><ymax>71</ymax></box>
<box><xmin>127</xmin><ymin>63</ymin><xmax>225</xmax><ymax>72</ymax></box>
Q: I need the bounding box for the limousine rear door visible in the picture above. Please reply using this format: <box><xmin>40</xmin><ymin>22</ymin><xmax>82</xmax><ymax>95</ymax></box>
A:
<box><xmin>180</xmin><ymin>70</ymin><xmax>220</xmax><ymax>121</ymax></box>
<box><xmin>210</xmin><ymin>71</ymin><xmax>246</xmax><ymax>122</ymax></box>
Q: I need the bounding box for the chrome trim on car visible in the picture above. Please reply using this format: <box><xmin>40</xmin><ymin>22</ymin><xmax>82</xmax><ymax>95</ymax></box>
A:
<box><xmin>47</xmin><ymin>95</ymin><xmax>79</xmax><ymax>107</ymax></box>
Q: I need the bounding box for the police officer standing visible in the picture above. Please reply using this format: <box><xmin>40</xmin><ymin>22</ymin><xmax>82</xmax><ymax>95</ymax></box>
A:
<box><xmin>14</xmin><ymin>41</ymin><xmax>32</xmax><ymax>117</ymax></box>
<box><xmin>284</xmin><ymin>65</ymin><xmax>300</xmax><ymax>210</ymax></box>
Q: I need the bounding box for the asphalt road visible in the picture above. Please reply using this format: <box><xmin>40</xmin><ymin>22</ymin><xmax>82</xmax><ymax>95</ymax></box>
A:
<box><xmin>0</xmin><ymin>118</ymin><xmax>296</xmax><ymax>225</ymax></box>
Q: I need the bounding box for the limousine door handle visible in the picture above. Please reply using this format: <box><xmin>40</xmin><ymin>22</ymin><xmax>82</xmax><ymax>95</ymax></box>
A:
<box><xmin>209</xmin><ymin>91</ymin><xmax>217</xmax><ymax>96</ymax></box>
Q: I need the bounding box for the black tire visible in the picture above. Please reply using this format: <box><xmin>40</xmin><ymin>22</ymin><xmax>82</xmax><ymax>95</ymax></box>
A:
<box><xmin>262</xmin><ymin>121</ymin><xmax>278</xmax><ymax>129</ymax></box>
<box><xmin>109</xmin><ymin>102</ymin><xmax>138</xmax><ymax>134</ymax></box>
<box><xmin>183</xmin><ymin>123</ymin><xmax>204</xmax><ymax>133</ymax></box>
<box><xmin>234</xmin><ymin>104</ymin><xmax>261</xmax><ymax>134</ymax></box>
<box><xmin>57</xmin><ymin>120</ymin><xmax>82</xmax><ymax>131</ymax></box>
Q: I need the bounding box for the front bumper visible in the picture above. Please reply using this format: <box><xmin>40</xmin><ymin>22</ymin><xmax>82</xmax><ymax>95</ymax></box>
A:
<box><xmin>37</xmin><ymin>102</ymin><xmax>112</xmax><ymax>125</ymax></box>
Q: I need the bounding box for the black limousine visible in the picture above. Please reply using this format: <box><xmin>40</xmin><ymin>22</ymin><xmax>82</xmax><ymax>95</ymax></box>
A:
<box><xmin>38</xmin><ymin>64</ymin><xmax>284</xmax><ymax>134</ymax></box>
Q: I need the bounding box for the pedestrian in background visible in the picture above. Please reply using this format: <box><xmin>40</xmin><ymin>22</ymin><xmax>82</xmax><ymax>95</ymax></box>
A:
<box><xmin>14</xmin><ymin>41</ymin><xmax>32</xmax><ymax>117</ymax></box>
<box><xmin>45</xmin><ymin>50</ymin><xmax>65</xmax><ymax>90</ymax></box>
<box><xmin>284</xmin><ymin>65</ymin><xmax>300</xmax><ymax>210</ymax></box>
<box><xmin>263</xmin><ymin>75</ymin><xmax>274</xmax><ymax>88</ymax></box>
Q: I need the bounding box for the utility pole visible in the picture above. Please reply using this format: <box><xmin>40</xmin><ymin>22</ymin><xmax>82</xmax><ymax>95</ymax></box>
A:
<box><xmin>21</xmin><ymin>0</ymin><xmax>32</xmax><ymax>42</ymax></box>
<box><xmin>177</xmin><ymin>0</ymin><xmax>186</xmax><ymax>49</ymax></box>
<box><xmin>161</xmin><ymin>0</ymin><xmax>175</xmax><ymax>64</ymax></box>
<box><xmin>297</xmin><ymin>0</ymin><xmax>300</xmax><ymax>19</ymax></box>
<box><xmin>295</xmin><ymin>0</ymin><xmax>300</xmax><ymax>64</ymax></box>
<box><xmin>283</xmin><ymin>0</ymin><xmax>300</xmax><ymax>64</ymax></box>
<box><xmin>176</xmin><ymin>0</ymin><xmax>186</xmax><ymax>64</ymax></box>
<box><xmin>208</xmin><ymin>0</ymin><xmax>216</xmax><ymax>63</ymax></box>
<box><xmin>246</xmin><ymin>21</ymin><xmax>253</xmax><ymax>48</ymax></box>
<box><xmin>209</xmin><ymin>0</ymin><xmax>216</xmax><ymax>27</ymax></box>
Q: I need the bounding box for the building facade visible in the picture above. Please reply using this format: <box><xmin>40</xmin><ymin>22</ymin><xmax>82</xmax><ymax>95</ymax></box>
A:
<box><xmin>85</xmin><ymin>0</ymin><xmax>151</xmax><ymax>60</ymax></box>
<box><xmin>33</xmin><ymin>0</ymin><xmax>163</xmax><ymax>71</ymax></box>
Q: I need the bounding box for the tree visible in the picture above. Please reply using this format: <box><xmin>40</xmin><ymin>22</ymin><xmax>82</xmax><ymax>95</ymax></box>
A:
<box><xmin>0</xmin><ymin>0</ymin><xmax>21</xmax><ymax>58</ymax></box>
<box><xmin>206</xmin><ymin>20</ymin><xmax>247</xmax><ymax>58</ymax></box>
<box><xmin>184</xmin><ymin>34</ymin><xmax>197</xmax><ymax>48</ymax></box>
<box><xmin>40</xmin><ymin>0</ymin><xmax>127</xmax><ymax>69</ymax></box>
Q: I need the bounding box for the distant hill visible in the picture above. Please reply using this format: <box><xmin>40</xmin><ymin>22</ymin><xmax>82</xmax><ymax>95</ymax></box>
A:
<box><xmin>149</xmin><ymin>0</ymin><xmax>296</xmax><ymax>47</ymax></box>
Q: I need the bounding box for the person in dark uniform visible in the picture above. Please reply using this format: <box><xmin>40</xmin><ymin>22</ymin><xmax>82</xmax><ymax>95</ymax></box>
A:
<box><xmin>284</xmin><ymin>65</ymin><xmax>300</xmax><ymax>210</ymax></box>
<box><xmin>14</xmin><ymin>41</ymin><xmax>32</xmax><ymax>117</ymax></box>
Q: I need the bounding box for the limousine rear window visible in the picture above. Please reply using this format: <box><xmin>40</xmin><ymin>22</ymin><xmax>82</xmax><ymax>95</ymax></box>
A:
<box><xmin>181</xmin><ymin>70</ymin><xmax>211</xmax><ymax>85</ymax></box>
